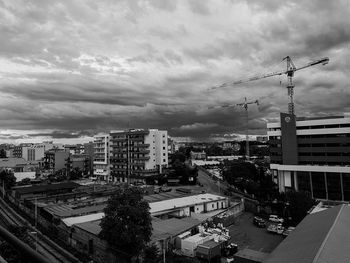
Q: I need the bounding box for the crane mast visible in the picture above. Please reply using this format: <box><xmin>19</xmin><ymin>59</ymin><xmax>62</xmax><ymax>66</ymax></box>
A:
<box><xmin>211</xmin><ymin>56</ymin><xmax>329</xmax><ymax>115</ymax></box>
<box><xmin>237</xmin><ymin>97</ymin><xmax>259</xmax><ymax>160</ymax></box>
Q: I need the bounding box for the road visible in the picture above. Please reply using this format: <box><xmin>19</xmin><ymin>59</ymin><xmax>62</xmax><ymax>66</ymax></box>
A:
<box><xmin>229</xmin><ymin>212</ymin><xmax>284</xmax><ymax>253</ymax></box>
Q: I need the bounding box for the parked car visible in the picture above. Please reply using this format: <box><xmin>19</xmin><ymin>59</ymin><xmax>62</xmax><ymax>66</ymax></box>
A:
<box><xmin>269</xmin><ymin>215</ymin><xmax>284</xmax><ymax>223</ymax></box>
<box><xmin>282</xmin><ymin>226</ymin><xmax>295</xmax><ymax>236</ymax></box>
<box><xmin>267</xmin><ymin>223</ymin><xmax>284</xmax><ymax>234</ymax></box>
<box><xmin>253</xmin><ymin>216</ymin><xmax>266</xmax><ymax>228</ymax></box>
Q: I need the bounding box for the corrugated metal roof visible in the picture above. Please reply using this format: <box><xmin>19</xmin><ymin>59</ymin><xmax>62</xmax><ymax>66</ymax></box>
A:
<box><xmin>62</xmin><ymin>212</ymin><xmax>105</xmax><ymax>227</ymax></box>
<box><xmin>75</xmin><ymin>220</ymin><xmax>102</xmax><ymax>235</ymax></box>
<box><xmin>14</xmin><ymin>182</ymin><xmax>79</xmax><ymax>194</ymax></box>
<box><xmin>264</xmin><ymin>204</ymin><xmax>350</xmax><ymax>263</ymax></box>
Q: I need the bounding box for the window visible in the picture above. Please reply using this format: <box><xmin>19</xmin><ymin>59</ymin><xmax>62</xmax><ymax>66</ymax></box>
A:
<box><xmin>163</xmin><ymin>159</ymin><xmax>166</xmax><ymax>162</ymax></box>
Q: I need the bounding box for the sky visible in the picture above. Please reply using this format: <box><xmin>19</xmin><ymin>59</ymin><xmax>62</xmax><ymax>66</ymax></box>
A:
<box><xmin>0</xmin><ymin>0</ymin><xmax>349</xmax><ymax>144</ymax></box>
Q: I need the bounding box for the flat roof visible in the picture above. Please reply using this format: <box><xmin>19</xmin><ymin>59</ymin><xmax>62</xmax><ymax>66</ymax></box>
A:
<box><xmin>44</xmin><ymin>204</ymin><xmax>106</xmax><ymax>218</ymax></box>
<box><xmin>75</xmin><ymin>220</ymin><xmax>102</xmax><ymax>236</ymax></box>
<box><xmin>152</xmin><ymin>217</ymin><xmax>201</xmax><ymax>241</ymax></box>
<box><xmin>149</xmin><ymin>193</ymin><xmax>226</xmax><ymax>214</ymax></box>
<box><xmin>62</xmin><ymin>212</ymin><xmax>105</xmax><ymax>227</ymax></box>
<box><xmin>14</xmin><ymin>182</ymin><xmax>79</xmax><ymax>195</ymax></box>
<box><xmin>264</xmin><ymin>204</ymin><xmax>350</xmax><ymax>263</ymax></box>
<box><xmin>144</xmin><ymin>191</ymin><xmax>193</xmax><ymax>203</ymax></box>
<box><xmin>74</xmin><ymin>217</ymin><xmax>201</xmax><ymax>241</ymax></box>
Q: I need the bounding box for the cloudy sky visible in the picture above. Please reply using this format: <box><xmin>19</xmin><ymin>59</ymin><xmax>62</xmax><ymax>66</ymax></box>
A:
<box><xmin>0</xmin><ymin>0</ymin><xmax>349</xmax><ymax>144</ymax></box>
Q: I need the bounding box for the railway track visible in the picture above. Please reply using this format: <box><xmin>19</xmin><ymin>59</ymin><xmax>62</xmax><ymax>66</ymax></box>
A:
<box><xmin>0</xmin><ymin>197</ymin><xmax>80</xmax><ymax>263</ymax></box>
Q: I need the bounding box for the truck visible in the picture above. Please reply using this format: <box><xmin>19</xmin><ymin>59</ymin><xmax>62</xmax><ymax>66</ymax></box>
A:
<box><xmin>196</xmin><ymin>239</ymin><xmax>227</xmax><ymax>262</ymax></box>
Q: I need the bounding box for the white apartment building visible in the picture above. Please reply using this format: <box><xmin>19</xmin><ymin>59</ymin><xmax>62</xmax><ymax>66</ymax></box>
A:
<box><xmin>15</xmin><ymin>142</ymin><xmax>63</xmax><ymax>161</ymax></box>
<box><xmin>93</xmin><ymin>134</ymin><xmax>110</xmax><ymax>180</ymax></box>
<box><xmin>109</xmin><ymin>129</ymin><xmax>168</xmax><ymax>183</ymax></box>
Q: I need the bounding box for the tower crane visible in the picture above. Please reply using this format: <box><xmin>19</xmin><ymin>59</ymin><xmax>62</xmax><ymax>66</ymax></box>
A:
<box><xmin>208</xmin><ymin>97</ymin><xmax>259</xmax><ymax>160</ymax></box>
<box><xmin>211</xmin><ymin>56</ymin><xmax>329</xmax><ymax>115</ymax></box>
<box><xmin>237</xmin><ymin>97</ymin><xmax>259</xmax><ymax>160</ymax></box>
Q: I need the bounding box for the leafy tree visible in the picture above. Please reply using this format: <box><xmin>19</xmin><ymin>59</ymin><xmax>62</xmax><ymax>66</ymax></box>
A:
<box><xmin>99</xmin><ymin>186</ymin><xmax>152</xmax><ymax>261</ymax></box>
<box><xmin>70</xmin><ymin>167</ymin><xmax>83</xmax><ymax>180</ymax></box>
<box><xmin>222</xmin><ymin>161</ymin><xmax>257</xmax><ymax>185</ymax></box>
<box><xmin>0</xmin><ymin>225</ymin><xmax>34</xmax><ymax>263</ymax></box>
<box><xmin>286</xmin><ymin>191</ymin><xmax>315</xmax><ymax>226</ymax></box>
<box><xmin>170</xmin><ymin>152</ymin><xmax>186</xmax><ymax>164</ymax></box>
<box><xmin>0</xmin><ymin>170</ymin><xmax>16</xmax><ymax>189</ymax></box>
<box><xmin>0</xmin><ymin>149</ymin><xmax>7</xmax><ymax>158</ymax></box>
<box><xmin>143</xmin><ymin>243</ymin><xmax>162</xmax><ymax>263</ymax></box>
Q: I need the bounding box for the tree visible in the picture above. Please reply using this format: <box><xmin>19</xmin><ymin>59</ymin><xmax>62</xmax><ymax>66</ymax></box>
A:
<box><xmin>0</xmin><ymin>225</ymin><xmax>34</xmax><ymax>263</ymax></box>
<box><xmin>0</xmin><ymin>149</ymin><xmax>6</xmax><ymax>158</ymax></box>
<box><xmin>0</xmin><ymin>170</ymin><xmax>16</xmax><ymax>189</ymax></box>
<box><xmin>143</xmin><ymin>243</ymin><xmax>161</xmax><ymax>263</ymax></box>
<box><xmin>99</xmin><ymin>186</ymin><xmax>152</xmax><ymax>261</ymax></box>
<box><xmin>70</xmin><ymin>167</ymin><xmax>83</xmax><ymax>180</ymax></box>
<box><xmin>286</xmin><ymin>191</ymin><xmax>315</xmax><ymax>226</ymax></box>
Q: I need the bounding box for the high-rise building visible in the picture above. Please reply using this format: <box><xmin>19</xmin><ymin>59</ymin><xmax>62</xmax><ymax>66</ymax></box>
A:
<box><xmin>109</xmin><ymin>129</ymin><xmax>168</xmax><ymax>183</ymax></box>
<box><xmin>93</xmin><ymin>134</ymin><xmax>110</xmax><ymax>180</ymax></box>
<box><xmin>268</xmin><ymin>113</ymin><xmax>350</xmax><ymax>201</ymax></box>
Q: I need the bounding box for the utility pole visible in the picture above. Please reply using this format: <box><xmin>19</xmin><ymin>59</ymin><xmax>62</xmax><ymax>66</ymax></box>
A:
<box><xmin>35</xmin><ymin>197</ymin><xmax>37</xmax><ymax>229</ymax></box>
<box><xmin>236</xmin><ymin>97</ymin><xmax>259</xmax><ymax>161</ymax></box>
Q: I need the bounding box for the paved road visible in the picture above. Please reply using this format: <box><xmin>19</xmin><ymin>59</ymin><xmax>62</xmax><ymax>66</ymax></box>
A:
<box><xmin>197</xmin><ymin>169</ymin><xmax>224</xmax><ymax>194</ymax></box>
<box><xmin>229</xmin><ymin>212</ymin><xmax>284</xmax><ymax>253</ymax></box>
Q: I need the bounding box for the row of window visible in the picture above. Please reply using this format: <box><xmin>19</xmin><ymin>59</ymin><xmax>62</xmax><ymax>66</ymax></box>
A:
<box><xmin>297</xmin><ymin>172</ymin><xmax>350</xmax><ymax>201</ymax></box>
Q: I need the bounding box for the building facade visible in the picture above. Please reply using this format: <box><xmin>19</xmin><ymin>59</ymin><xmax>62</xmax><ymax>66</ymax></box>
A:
<box><xmin>44</xmin><ymin>149</ymin><xmax>70</xmax><ymax>173</ymax></box>
<box><xmin>109</xmin><ymin>129</ymin><xmax>168</xmax><ymax>183</ymax></box>
<box><xmin>268</xmin><ymin>113</ymin><xmax>350</xmax><ymax>201</ymax></box>
<box><xmin>93</xmin><ymin>134</ymin><xmax>110</xmax><ymax>180</ymax></box>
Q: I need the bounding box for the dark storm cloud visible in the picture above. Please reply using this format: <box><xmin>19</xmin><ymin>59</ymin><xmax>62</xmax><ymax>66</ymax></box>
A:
<box><xmin>29</xmin><ymin>130</ymin><xmax>95</xmax><ymax>139</ymax></box>
<box><xmin>0</xmin><ymin>0</ymin><xmax>349</xmax><ymax>142</ymax></box>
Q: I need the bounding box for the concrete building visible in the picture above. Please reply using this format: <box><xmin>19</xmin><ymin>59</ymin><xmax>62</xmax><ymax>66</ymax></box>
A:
<box><xmin>190</xmin><ymin>151</ymin><xmax>207</xmax><ymax>160</ymax></box>
<box><xmin>13</xmin><ymin>142</ymin><xmax>63</xmax><ymax>161</ymax></box>
<box><xmin>109</xmin><ymin>129</ymin><xmax>168</xmax><ymax>183</ymax></box>
<box><xmin>44</xmin><ymin>149</ymin><xmax>70</xmax><ymax>173</ymax></box>
<box><xmin>93</xmin><ymin>134</ymin><xmax>110</xmax><ymax>180</ymax></box>
<box><xmin>70</xmin><ymin>154</ymin><xmax>92</xmax><ymax>176</ymax></box>
<box><xmin>267</xmin><ymin>113</ymin><xmax>350</xmax><ymax>201</ymax></box>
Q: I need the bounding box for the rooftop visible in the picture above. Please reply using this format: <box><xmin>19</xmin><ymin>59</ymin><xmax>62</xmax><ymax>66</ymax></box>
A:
<box><xmin>152</xmin><ymin>217</ymin><xmax>201</xmax><ymax>241</ymax></box>
<box><xmin>13</xmin><ymin>182</ymin><xmax>80</xmax><ymax>195</ymax></box>
<box><xmin>73</xmin><ymin>217</ymin><xmax>201</xmax><ymax>241</ymax></box>
<box><xmin>149</xmin><ymin>193</ymin><xmax>227</xmax><ymax>214</ymax></box>
<box><xmin>264</xmin><ymin>204</ymin><xmax>350</xmax><ymax>263</ymax></box>
<box><xmin>62</xmin><ymin>212</ymin><xmax>105</xmax><ymax>227</ymax></box>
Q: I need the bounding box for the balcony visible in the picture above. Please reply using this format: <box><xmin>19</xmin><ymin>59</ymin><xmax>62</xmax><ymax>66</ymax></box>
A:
<box><xmin>110</xmin><ymin>137</ymin><xmax>127</xmax><ymax>142</ymax></box>
<box><xmin>136</xmin><ymin>143</ymin><xmax>150</xmax><ymax>148</ymax></box>
<box><xmin>111</xmin><ymin>168</ymin><xmax>127</xmax><ymax>172</ymax></box>
<box><xmin>131</xmin><ymin>156</ymin><xmax>150</xmax><ymax>161</ymax></box>
<box><xmin>129</xmin><ymin>150</ymin><xmax>150</xmax><ymax>154</ymax></box>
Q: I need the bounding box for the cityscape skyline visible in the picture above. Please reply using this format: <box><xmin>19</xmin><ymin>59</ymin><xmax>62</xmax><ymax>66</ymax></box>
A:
<box><xmin>0</xmin><ymin>0</ymin><xmax>349</xmax><ymax>144</ymax></box>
